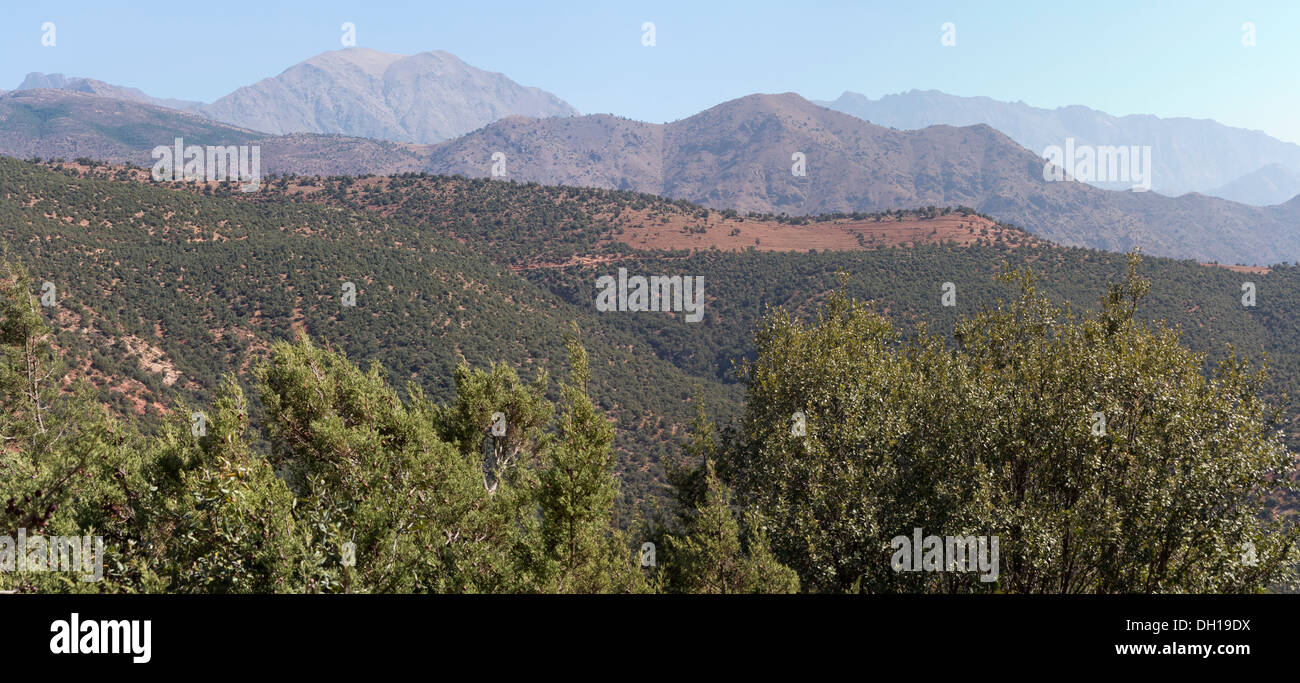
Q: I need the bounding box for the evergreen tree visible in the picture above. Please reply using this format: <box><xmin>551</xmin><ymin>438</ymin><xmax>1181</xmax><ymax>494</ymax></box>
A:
<box><xmin>666</xmin><ymin>459</ymin><xmax>798</xmax><ymax>593</ymax></box>
<box><xmin>149</xmin><ymin>377</ymin><xmax>315</xmax><ymax>592</ymax></box>
<box><xmin>0</xmin><ymin>258</ymin><xmax>156</xmax><ymax>592</ymax></box>
<box><xmin>434</xmin><ymin>361</ymin><xmax>552</xmax><ymax>495</ymax></box>
<box><xmin>534</xmin><ymin>328</ymin><xmax>646</xmax><ymax>592</ymax></box>
<box><xmin>254</xmin><ymin>336</ymin><xmax>532</xmax><ymax>592</ymax></box>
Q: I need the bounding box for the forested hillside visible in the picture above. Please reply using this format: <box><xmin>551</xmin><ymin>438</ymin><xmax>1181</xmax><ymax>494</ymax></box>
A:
<box><xmin>269</xmin><ymin>170</ymin><xmax>1300</xmax><ymax>461</ymax></box>
<box><xmin>2</xmin><ymin>248</ymin><xmax>1294</xmax><ymax>593</ymax></box>
<box><xmin>3</xmin><ymin>156</ymin><xmax>1299</xmax><ymax>592</ymax></box>
<box><xmin>6</xmin><ymin>158</ymin><xmax>1300</xmax><ymax>521</ymax></box>
<box><xmin>0</xmin><ymin>157</ymin><xmax>737</xmax><ymax>519</ymax></box>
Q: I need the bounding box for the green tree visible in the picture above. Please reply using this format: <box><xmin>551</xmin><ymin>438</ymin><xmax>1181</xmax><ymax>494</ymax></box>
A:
<box><xmin>255</xmin><ymin>336</ymin><xmax>532</xmax><ymax>592</ymax></box>
<box><xmin>0</xmin><ymin>257</ymin><xmax>157</xmax><ymax>592</ymax></box>
<box><xmin>534</xmin><ymin>328</ymin><xmax>646</xmax><ymax>592</ymax></box>
<box><xmin>666</xmin><ymin>459</ymin><xmax>798</xmax><ymax>593</ymax></box>
<box><xmin>434</xmin><ymin>361</ymin><xmax>552</xmax><ymax>495</ymax></box>
<box><xmin>149</xmin><ymin>377</ymin><xmax>315</xmax><ymax>592</ymax></box>
<box><xmin>722</xmin><ymin>255</ymin><xmax>1300</xmax><ymax>593</ymax></box>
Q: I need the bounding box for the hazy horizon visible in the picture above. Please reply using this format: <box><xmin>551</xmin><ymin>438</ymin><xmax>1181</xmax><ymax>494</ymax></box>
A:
<box><xmin>4</xmin><ymin>0</ymin><xmax>1298</xmax><ymax>143</ymax></box>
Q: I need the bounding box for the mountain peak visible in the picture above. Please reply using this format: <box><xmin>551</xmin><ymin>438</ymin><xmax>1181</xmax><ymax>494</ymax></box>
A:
<box><xmin>698</xmin><ymin>92</ymin><xmax>830</xmax><ymax>120</ymax></box>
<box><xmin>19</xmin><ymin>72</ymin><xmax>72</xmax><ymax>89</ymax></box>
<box><xmin>298</xmin><ymin>47</ymin><xmax>407</xmax><ymax>78</ymax></box>
<box><xmin>200</xmin><ymin>49</ymin><xmax>577</xmax><ymax>143</ymax></box>
<box><xmin>723</xmin><ymin>92</ymin><xmax>814</xmax><ymax>107</ymax></box>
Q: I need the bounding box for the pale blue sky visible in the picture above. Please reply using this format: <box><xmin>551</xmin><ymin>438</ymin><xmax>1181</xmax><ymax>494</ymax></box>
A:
<box><xmin>4</xmin><ymin>0</ymin><xmax>1298</xmax><ymax>142</ymax></box>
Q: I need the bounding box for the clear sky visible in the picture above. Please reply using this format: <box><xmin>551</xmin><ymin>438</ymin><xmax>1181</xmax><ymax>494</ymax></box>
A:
<box><xmin>4</xmin><ymin>0</ymin><xmax>1298</xmax><ymax>143</ymax></box>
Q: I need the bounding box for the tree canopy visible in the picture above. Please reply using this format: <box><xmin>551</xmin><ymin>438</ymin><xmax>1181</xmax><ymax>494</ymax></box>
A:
<box><xmin>3</xmin><ymin>250</ymin><xmax>1294</xmax><ymax>593</ymax></box>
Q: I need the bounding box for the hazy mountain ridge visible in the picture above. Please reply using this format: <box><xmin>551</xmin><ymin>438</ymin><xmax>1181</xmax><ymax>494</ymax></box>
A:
<box><xmin>3</xmin><ymin>86</ymin><xmax>1297</xmax><ymax>265</ymax></box>
<box><xmin>14</xmin><ymin>51</ymin><xmax>1297</xmax><ymax>210</ymax></box>
<box><xmin>17</xmin><ymin>72</ymin><xmax>205</xmax><ymax>112</ymax></box>
<box><xmin>16</xmin><ymin>48</ymin><xmax>579</xmax><ymax>144</ymax></box>
<box><xmin>0</xmin><ymin>89</ymin><xmax>430</xmax><ymax>175</ymax></box>
<box><xmin>0</xmin><ymin>89</ymin><xmax>262</xmax><ymax>161</ymax></box>
<box><xmin>198</xmin><ymin>48</ymin><xmax>579</xmax><ymax>143</ymax></box>
<box><xmin>1206</xmin><ymin>163</ymin><xmax>1300</xmax><ymax>206</ymax></box>
<box><xmin>425</xmin><ymin>93</ymin><xmax>1300</xmax><ymax>265</ymax></box>
<box><xmin>818</xmin><ymin>89</ymin><xmax>1300</xmax><ymax>204</ymax></box>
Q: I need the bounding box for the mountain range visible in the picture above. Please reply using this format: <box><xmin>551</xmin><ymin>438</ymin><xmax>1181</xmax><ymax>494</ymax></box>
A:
<box><xmin>15</xmin><ymin>48</ymin><xmax>578</xmax><ymax>144</ymax></box>
<box><xmin>817</xmin><ymin>90</ymin><xmax>1300</xmax><ymax>205</ymax></box>
<box><xmin>420</xmin><ymin>93</ymin><xmax>1300</xmax><ymax>265</ymax></box>
<box><xmin>5</xmin><ymin>49</ymin><xmax>1300</xmax><ymax>265</ymax></box>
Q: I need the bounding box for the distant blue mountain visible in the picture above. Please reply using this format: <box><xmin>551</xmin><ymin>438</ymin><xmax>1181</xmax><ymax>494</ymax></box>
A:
<box><xmin>818</xmin><ymin>90</ymin><xmax>1300</xmax><ymax>205</ymax></box>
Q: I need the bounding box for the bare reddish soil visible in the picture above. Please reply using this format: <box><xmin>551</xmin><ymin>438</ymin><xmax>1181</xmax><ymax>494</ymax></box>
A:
<box><xmin>1198</xmin><ymin>263</ymin><xmax>1272</xmax><ymax>275</ymax></box>
<box><xmin>608</xmin><ymin>208</ymin><xmax>1030</xmax><ymax>253</ymax></box>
